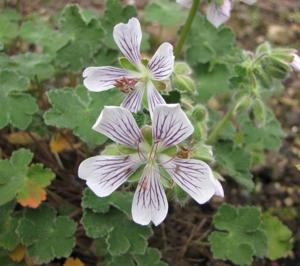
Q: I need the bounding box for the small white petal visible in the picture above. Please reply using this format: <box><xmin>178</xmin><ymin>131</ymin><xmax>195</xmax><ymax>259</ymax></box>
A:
<box><xmin>161</xmin><ymin>157</ymin><xmax>217</xmax><ymax>204</ymax></box>
<box><xmin>147</xmin><ymin>81</ymin><xmax>166</xmax><ymax>118</ymax></box>
<box><xmin>113</xmin><ymin>17</ymin><xmax>142</xmax><ymax>64</ymax></box>
<box><xmin>212</xmin><ymin>177</ymin><xmax>224</xmax><ymax>197</ymax></box>
<box><xmin>289</xmin><ymin>54</ymin><xmax>300</xmax><ymax>72</ymax></box>
<box><xmin>240</xmin><ymin>0</ymin><xmax>256</xmax><ymax>5</ymax></box>
<box><xmin>93</xmin><ymin>106</ymin><xmax>143</xmax><ymax>147</ymax></box>
<box><xmin>206</xmin><ymin>0</ymin><xmax>232</xmax><ymax>28</ymax></box>
<box><xmin>78</xmin><ymin>155</ymin><xmax>142</xmax><ymax>197</ymax></box>
<box><xmin>121</xmin><ymin>82</ymin><xmax>145</xmax><ymax>113</ymax></box>
<box><xmin>82</xmin><ymin>66</ymin><xmax>133</xmax><ymax>92</ymax></box>
<box><xmin>176</xmin><ymin>0</ymin><xmax>192</xmax><ymax>8</ymax></box>
<box><xmin>148</xmin><ymin>42</ymin><xmax>175</xmax><ymax>81</ymax></box>
<box><xmin>152</xmin><ymin>104</ymin><xmax>194</xmax><ymax>147</ymax></box>
<box><xmin>132</xmin><ymin>165</ymin><xmax>168</xmax><ymax>226</ymax></box>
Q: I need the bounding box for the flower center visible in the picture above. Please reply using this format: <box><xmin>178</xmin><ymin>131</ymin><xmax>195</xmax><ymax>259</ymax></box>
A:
<box><xmin>114</xmin><ymin>77</ymin><xmax>138</xmax><ymax>93</ymax></box>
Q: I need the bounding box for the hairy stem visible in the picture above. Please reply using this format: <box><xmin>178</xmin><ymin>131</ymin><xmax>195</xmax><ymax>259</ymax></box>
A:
<box><xmin>206</xmin><ymin>107</ymin><xmax>234</xmax><ymax>145</ymax></box>
<box><xmin>175</xmin><ymin>0</ymin><xmax>201</xmax><ymax>59</ymax></box>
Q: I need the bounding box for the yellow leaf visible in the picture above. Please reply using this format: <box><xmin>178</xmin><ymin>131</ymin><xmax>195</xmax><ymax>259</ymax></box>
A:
<box><xmin>50</xmin><ymin>132</ymin><xmax>80</xmax><ymax>153</ymax></box>
<box><xmin>4</xmin><ymin>131</ymin><xmax>41</xmax><ymax>145</ymax></box>
<box><xmin>63</xmin><ymin>257</ymin><xmax>85</xmax><ymax>266</ymax></box>
<box><xmin>9</xmin><ymin>245</ymin><xmax>26</xmax><ymax>262</ymax></box>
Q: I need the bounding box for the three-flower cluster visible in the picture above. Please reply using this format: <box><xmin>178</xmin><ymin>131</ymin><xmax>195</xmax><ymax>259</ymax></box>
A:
<box><xmin>78</xmin><ymin>18</ymin><xmax>223</xmax><ymax>226</ymax></box>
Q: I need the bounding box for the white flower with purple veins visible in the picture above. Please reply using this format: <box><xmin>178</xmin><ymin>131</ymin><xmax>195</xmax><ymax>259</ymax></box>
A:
<box><xmin>206</xmin><ymin>0</ymin><xmax>256</xmax><ymax>28</ymax></box>
<box><xmin>289</xmin><ymin>53</ymin><xmax>300</xmax><ymax>72</ymax></box>
<box><xmin>83</xmin><ymin>17</ymin><xmax>174</xmax><ymax>116</ymax></box>
<box><xmin>78</xmin><ymin>104</ymin><xmax>223</xmax><ymax>226</ymax></box>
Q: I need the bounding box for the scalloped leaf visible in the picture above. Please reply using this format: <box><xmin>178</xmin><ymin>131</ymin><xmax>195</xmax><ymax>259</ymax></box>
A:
<box><xmin>209</xmin><ymin>203</ymin><xmax>267</xmax><ymax>266</ymax></box>
<box><xmin>17</xmin><ymin>205</ymin><xmax>76</xmax><ymax>264</ymax></box>
<box><xmin>0</xmin><ymin>70</ymin><xmax>38</xmax><ymax>130</ymax></box>
<box><xmin>0</xmin><ymin>149</ymin><xmax>55</xmax><ymax>207</ymax></box>
<box><xmin>44</xmin><ymin>86</ymin><xmax>122</xmax><ymax>146</ymax></box>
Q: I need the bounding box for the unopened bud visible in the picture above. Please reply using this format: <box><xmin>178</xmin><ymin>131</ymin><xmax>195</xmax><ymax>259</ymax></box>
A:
<box><xmin>174</xmin><ymin>62</ymin><xmax>192</xmax><ymax>75</ymax></box>
<box><xmin>255</xmin><ymin>42</ymin><xmax>271</xmax><ymax>56</ymax></box>
<box><xmin>174</xmin><ymin>75</ymin><xmax>196</xmax><ymax>93</ymax></box>
<box><xmin>252</xmin><ymin>98</ymin><xmax>266</xmax><ymax>128</ymax></box>
<box><xmin>192</xmin><ymin>105</ymin><xmax>207</xmax><ymax>121</ymax></box>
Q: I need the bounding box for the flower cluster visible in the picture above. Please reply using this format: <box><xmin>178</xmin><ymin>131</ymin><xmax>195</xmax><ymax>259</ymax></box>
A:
<box><xmin>79</xmin><ymin>18</ymin><xmax>223</xmax><ymax>226</ymax></box>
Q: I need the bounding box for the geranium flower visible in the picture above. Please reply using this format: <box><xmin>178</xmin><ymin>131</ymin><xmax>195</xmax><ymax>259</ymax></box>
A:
<box><xmin>83</xmin><ymin>17</ymin><xmax>174</xmax><ymax>116</ymax></box>
<box><xmin>78</xmin><ymin>104</ymin><xmax>223</xmax><ymax>226</ymax></box>
<box><xmin>176</xmin><ymin>0</ymin><xmax>256</xmax><ymax>28</ymax></box>
<box><xmin>289</xmin><ymin>53</ymin><xmax>300</xmax><ymax>72</ymax></box>
<box><xmin>207</xmin><ymin>0</ymin><xmax>256</xmax><ymax>28</ymax></box>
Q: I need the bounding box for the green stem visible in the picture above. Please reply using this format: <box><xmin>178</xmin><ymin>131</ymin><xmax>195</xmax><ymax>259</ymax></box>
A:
<box><xmin>206</xmin><ymin>107</ymin><xmax>234</xmax><ymax>145</ymax></box>
<box><xmin>175</xmin><ymin>0</ymin><xmax>201</xmax><ymax>59</ymax></box>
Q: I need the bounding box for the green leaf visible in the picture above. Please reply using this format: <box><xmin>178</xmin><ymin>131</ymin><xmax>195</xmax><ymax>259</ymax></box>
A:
<box><xmin>106</xmin><ymin>254</ymin><xmax>135</xmax><ymax>266</ymax></box>
<box><xmin>101</xmin><ymin>0</ymin><xmax>137</xmax><ymax>49</ymax></box>
<box><xmin>0</xmin><ymin>201</ymin><xmax>20</xmax><ymax>251</ymax></box>
<box><xmin>55</xmin><ymin>4</ymin><xmax>104</xmax><ymax>72</ymax></box>
<box><xmin>0</xmin><ymin>70</ymin><xmax>38</xmax><ymax>129</ymax></box>
<box><xmin>238</xmin><ymin>109</ymin><xmax>284</xmax><ymax>151</ymax></box>
<box><xmin>214</xmin><ymin>141</ymin><xmax>254</xmax><ymax>190</ymax></box>
<box><xmin>209</xmin><ymin>204</ymin><xmax>267</xmax><ymax>266</ymax></box>
<box><xmin>187</xmin><ymin>15</ymin><xmax>235</xmax><ymax>66</ymax></box>
<box><xmin>196</xmin><ymin>64</ymin><xmax>233</xmax><ymax>101</ymax></box>
<box><xmin>82</xmin><ymin>189</ymin><xmax>132</xmax><ymax>216</ymax></box>
<box><xmin>81</xmin><ymin>208</ymin><xmax>152</xmax><ymax>256</ymax></box>
<box><xmin>0</xmin><ymin>9</ymin><xmax>20</xmax><ymax>45</ymax></box>
<box><xmin>19</xmin><ymin>14</ymin><xmax>67</xmax><ymax>54</ymax></box>
<box><xmin>261</xmin><ymin>213</ymin><xmax>293</xmax><ymax>260</ymax></box>
<box><xmin>17</xmin><ymin>205</ymin><xmax>76</xmax><ymax>264</ymax></box>
<box><xmin>144</xmin><ymin>0</ymin><xmax>187</xmax><ymax>27</ymax></box>
<box><xmin>134</xmin><ymin>247</ymin><xmax>168</xmax><ymax>266</ymax></box>
<box><xmin>44</xmin><ymin>86</ymin><xmax>122</xmax><ymax>146</ymax></box>
<box><xmin>0</xmin><ymin>53</ymin><xmax>55</xmax><ymax>81</ymax></box>
<box><xmin>0</xmin><ymin>149</ymin><xmax>55</xmax><ymax>207</ymax></box>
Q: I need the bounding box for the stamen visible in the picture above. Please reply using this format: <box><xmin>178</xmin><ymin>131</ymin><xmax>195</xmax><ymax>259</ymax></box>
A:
<box><xmin>114</xmin><ymin>77</ymin><xmax>138</xmax><ymax>93</ymax></box>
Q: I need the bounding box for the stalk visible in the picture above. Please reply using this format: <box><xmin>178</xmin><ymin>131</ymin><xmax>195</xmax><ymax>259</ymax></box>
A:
<box><xmin>175</xmin><ymin>0</ymin><xmax>201</xmax><ymax>59</ymax></box>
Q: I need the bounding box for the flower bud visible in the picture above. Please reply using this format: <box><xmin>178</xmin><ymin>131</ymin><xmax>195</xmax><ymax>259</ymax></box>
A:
<box><xmin>174</xmin><ymin>62</ymin><xmax>192</xmax><ymax>75</ymax></box>
<box><xmin>174</xmin><ymin>75</ymin><xmax>196</xmax><ymax>93</ymax></box>
<box><xmin>192</xmin><ymin>105</ymin><xmax>208</xmax><ymax>121</ymax></box>
<box><xmin>261</xmin><ymin>56</ymin><xmax>290</xmax><ymax>80</ymax></box>
<box><xmin>173</xmin><ymin>62</ymin><xmax>195</xmax><ymax>93</ymax></box>
<box><xmin>252</xmin><ymin>98</ymin><xmax>266</xmax><ymax>128</ymax></box>
<box><xmin>255</xmin><ymin>42</ymin><xmax>271</xmax><ymax>56</ymax></box>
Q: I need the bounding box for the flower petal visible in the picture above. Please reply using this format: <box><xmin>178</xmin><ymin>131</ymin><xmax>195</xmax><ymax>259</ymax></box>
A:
<box><xmin>121</xmin><ymin>82</ymin><xmax>145</xmax><ymax>113</ymax></box>
<box><xmin>213</xmin><ymin>177</ymin><xmax>224</xmax><ymax>197</ymax></box>
<box><xmin>93</xmin><ymin>106</ymin><xmax>143</xmax><ymax>147</ymax></box>
<box><xmin>161</xmin><ymin>157</ymin><xmax>219</xmax><ymax>204</ymax></box>
<box><xmin>78</xmin><ymin>155</ymin><xmax>142</xmax><ymax>197</ymax></box>
<box><xmin>240</xmin><ymin>0</ymin><xmax>256</xmax><ymax>5</ymax></box>
<box><xmin>152</xmin><ymin>104</ymin><xmax>194</xmax><ymax>147</ymax></box>
<box><xmin>148</xmin><ymin>42</ymin><xmax>174</xmax><ymax>80</ymax></box>
<box><xmin>132</xmin><ymin>165</ymin><xmax>168</xmax><ymax>226</ymax></box>
<box><xmin>290</xmin><ymin>54</ymin><xmax>300</xmax><ymax>72</ymax></box>
<box><xmin>206</xmin><ymin>0</ymin><xmax>232</xmax><ymax>28</ymax></box>
<box><xmin>82</xmin><ymin>66</ymin><xmax>133</xmax><ymax>92</ymax></box>
<box><xmin>113</xmin><ymin>17</ymin><xmax>142</xmax><ymax>64</ymax></box>
<box><xmin>147</xmin><ymin>82</ymin><xmax>166</xmax><ymax>118</ymax></box>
